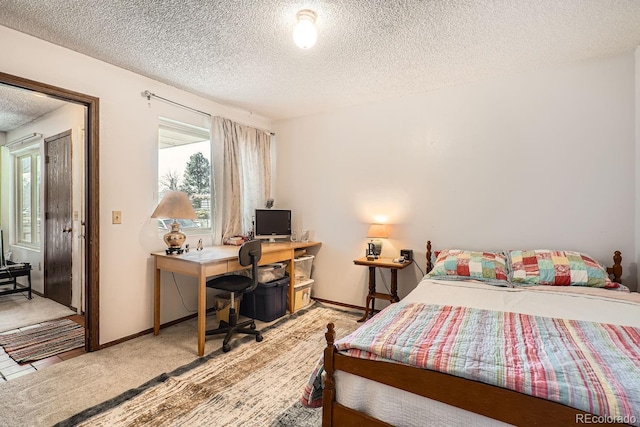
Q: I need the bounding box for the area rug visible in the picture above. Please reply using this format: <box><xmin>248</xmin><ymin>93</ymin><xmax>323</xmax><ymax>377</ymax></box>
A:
<box><xmin>56</xmin><ymin>303</ymin><xmax>361</xmax><ymax>427</ymax></box>
<box><xmin>269</xmin><ymin>401</ymin><xmax>325</xmax><ymax>427</ymax></box>
<box><xmin>0</xmin><ymin>318</ymin><xmax>84</xmax><ymax>363</ymax></box>
<box><xmin>0</xmin><ymin>293</ymin><xmax>76</xmax><ymax>333</ymax></box>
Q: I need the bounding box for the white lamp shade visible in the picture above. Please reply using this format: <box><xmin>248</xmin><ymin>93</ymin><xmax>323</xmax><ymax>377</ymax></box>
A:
<box><xmin>151</xmin><ymin>191</ymin><xmax>197</xmax><ymax>220</ymax></box>
<box><xmin>293</xmin><ymin>10</ymin><xmax>317</xmax><ymax>49</ymax></box>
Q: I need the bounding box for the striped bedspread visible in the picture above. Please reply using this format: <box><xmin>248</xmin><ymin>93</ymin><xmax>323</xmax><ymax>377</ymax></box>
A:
<box><xmin>301</xmin><ymin>303</ymin><xmax>640</xmax><ymax>423</ymax></box>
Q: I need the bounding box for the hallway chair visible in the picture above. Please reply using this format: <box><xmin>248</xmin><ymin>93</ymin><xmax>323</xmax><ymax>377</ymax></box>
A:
<box><xmin>206</xmin><ymin>240</ymin><xmax>263</xmax><ymax>352</ymax></box>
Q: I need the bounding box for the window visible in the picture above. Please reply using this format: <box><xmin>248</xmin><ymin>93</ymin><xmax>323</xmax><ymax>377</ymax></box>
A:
<box><xmin>15</xmin><ymin>151</ymin><xmax>41</xmax><ymax>246</ymax></box>
<box><xmin>158</xmin><ymin>118</ymin><xmax>212</xmax><ymax>233</ymax></box>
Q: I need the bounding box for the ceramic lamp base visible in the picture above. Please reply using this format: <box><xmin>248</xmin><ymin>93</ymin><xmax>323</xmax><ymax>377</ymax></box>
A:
<box><xmin>163</xmin><ymin>221</ymin><xmax>187</xmax><ymax>255</ymax></box>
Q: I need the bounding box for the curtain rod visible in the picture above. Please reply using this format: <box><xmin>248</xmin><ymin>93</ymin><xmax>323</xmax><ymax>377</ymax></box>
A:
<box><xmin>141</xmin><ymin>90</ymin><xmax>275</xmax><ymax>136</ymax></box>
<box><xmin>6</xmin><ymin>132</ymin><xmax>43</xmax><ymax>147</ymax></box>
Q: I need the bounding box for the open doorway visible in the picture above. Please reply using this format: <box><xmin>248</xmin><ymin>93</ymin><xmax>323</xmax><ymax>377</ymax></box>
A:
<box><xmin>0</xmin><ymin>72</ymin><xmax>100</xmax><ymax>352</ymax></box>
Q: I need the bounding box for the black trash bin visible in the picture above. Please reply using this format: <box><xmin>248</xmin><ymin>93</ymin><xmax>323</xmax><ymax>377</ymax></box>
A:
<box><xmin>240</xmin><ymin>277</ymin><xmax>289</xmax><ymax>322</ymax></box>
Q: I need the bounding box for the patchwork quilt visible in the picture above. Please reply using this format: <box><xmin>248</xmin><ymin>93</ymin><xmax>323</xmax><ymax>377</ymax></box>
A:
<box><xmin>301</xmin><ymin>303</ymin><xmax>640</xmax><ymax>424</ymax></box>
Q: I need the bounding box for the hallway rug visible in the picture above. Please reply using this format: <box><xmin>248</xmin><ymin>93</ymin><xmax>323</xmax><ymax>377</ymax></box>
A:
<box><xmin>0</xmin><ymin>318</ymin><xmax>84</xmax><ymax>363</ymax></box>
<box><xmin>56</xmin><ymin>304</ymin><xmax>361</xmax><ymax>427</ymax></box>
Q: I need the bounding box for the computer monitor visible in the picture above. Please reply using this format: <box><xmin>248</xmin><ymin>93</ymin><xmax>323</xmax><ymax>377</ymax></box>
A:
<box><xmin>254</xmin><ymin>209</ymin><xmax>291</xmax><ymax>242</ymax></box>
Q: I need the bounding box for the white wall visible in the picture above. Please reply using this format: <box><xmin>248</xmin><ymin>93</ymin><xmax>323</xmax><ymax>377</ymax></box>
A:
<box><xmin>0</xmin><ymin>25</ymin><xmax>272</xmax><ymax>344</ymax></box>
<box><xmin>274</xmin><ymin>51</ymin><xmax>637</xmax><ymax>309</ymax></box>
<box><xmin>2</xmin><ymin>103</ymin><xmax>85</xmax><ymax>311</ymax></box>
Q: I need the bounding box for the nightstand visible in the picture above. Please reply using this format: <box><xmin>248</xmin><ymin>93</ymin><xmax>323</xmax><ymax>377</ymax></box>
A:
<box><xmin>353</xmin><ymin>257</ymin><xmax>413</xmax><ymax>322</ymax></box>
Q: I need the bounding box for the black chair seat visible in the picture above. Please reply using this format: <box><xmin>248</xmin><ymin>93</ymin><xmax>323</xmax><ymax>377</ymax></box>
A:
<box><xmin>206</xmin><ymin>274</ymin><xmax>252</xmax><ymax>293</ymax></box>
<box><xmin>205</xmin><ymin>240</ymin><xmax>263</xmax><ymax>352</ymax></box>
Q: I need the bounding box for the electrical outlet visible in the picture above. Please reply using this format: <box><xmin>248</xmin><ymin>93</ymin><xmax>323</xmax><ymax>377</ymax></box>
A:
<box><xmin>112</xmin><ymin>210</ymin><xmax>122</xmax><ymax>224</ymax></box>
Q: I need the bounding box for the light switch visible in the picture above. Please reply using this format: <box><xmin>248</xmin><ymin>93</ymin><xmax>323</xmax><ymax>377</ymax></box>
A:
<box><xmin>112</xmin><ymin>210</ymin><xmax>122</xmax><ymax>224</ymax></box>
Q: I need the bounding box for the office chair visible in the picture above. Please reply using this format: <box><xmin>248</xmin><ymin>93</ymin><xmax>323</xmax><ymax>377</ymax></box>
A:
<box><xmin>206</xmin><ymin>240</ymin><xmax>263</xmax><ymax>352</ymax></box>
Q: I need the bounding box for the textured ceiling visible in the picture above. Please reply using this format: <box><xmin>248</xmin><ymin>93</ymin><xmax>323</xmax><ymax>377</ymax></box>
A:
<box><xmin>0</xmin><ymin>84</ymin><xmax>68</xmax><ymax>132</ymax></box>
<box><xmin>1</xmin><ymin>0</ymin><xmax>640</xmax><ymax>122</ymax></box>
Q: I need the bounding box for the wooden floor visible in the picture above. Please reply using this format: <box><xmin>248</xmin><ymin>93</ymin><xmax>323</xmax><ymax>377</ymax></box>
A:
<box><xmin>0</xmin><ymin>314</ymin><xmax>86</xmax><ymax>382</ymax></box>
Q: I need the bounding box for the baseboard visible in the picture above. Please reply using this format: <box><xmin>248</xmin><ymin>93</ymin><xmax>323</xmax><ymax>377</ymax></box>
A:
<box><xmin>99</xmin><ymin>300</ymin><xmax>360</xmax><ymax>350</ymax></box>
<box><xmin>99</xmin><ymin>312</ymin><xmax>200</xmax><ymax>350</ymax></box>
<box><xmin>312</xmin><ymin>297</ymin><xmax>366</xmax><ymax>312</ymax></box>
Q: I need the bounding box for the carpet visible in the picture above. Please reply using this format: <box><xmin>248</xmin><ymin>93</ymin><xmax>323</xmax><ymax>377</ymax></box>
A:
<box><xmin>269</xmin><ymin>401</ymin><xmax>325</xmax><ymax>427</ymax></box>
<box><xmin>56</xmin><ymin>303</ymin><xmax>360</xmax><ymax>427</ymax></box>
<box><xmin>0</xmin><ymin>293</ymin><xmax>76</xmax><ymax>333</ymax></box>
<box><xmin>0</xmin><ymin>318</ymin><xmax>84</xmax><ymax>363</ymax></box>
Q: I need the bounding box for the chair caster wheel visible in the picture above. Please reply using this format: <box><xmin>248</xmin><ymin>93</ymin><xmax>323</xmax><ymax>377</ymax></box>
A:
<box><xmin>250</xmin><ymin>322</ymin><xmax>256</xmax><ymax>330</ymax></box>
<box><xmin>256</xmin><ymin>334</ymin><xmax>263</xmax><ymax>342</ymax></box>
<box><xmin>223</xmin><ymin>344</ymin><xmax>231</xmax><ymax>352</ymax></box>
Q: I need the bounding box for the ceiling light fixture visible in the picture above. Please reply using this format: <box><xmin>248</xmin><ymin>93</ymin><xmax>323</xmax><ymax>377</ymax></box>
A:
<box><xmin>293</xmin><ymin>9</ymin><xmax>318</xmax><ymax>49</ymax></box>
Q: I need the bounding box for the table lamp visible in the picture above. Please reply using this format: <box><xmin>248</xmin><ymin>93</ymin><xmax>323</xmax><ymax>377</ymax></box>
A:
<box><xmin>367</xmin><ymin>223</ymin><xmax>389</xmax><ymax>259</ymax></box>
<box><xmin>151</xmin><ymin>191</ymin><xmax>197</xmax><ymax>255</ymax></box>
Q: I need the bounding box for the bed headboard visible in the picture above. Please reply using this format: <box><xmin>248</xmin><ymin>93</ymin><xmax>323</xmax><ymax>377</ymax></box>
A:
<box><xmin>426</xmin><ymin>240</ymin><xmax>433</xmax><ymax>273</ymax></box>
<box><xmin>606</xmin><ymin>251</ymin><xmax>623</xmax><ymax>283</ymax></box>
<box><xmin>425</xmin><ymin>241</ymin><xmax>622</xmax><ymax>284</ymax></box>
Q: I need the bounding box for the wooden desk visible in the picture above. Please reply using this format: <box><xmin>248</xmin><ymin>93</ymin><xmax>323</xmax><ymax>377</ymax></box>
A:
<box><xmin>153</xmin><ymin>241</ymin><xmax>321</xmax><ymax>356</ymax></box>
<box><xmin>0</xmin><ymin>263</ymin><xmax>32</xmax><ymax>299</ymax></box>
<box><xmin>353</xmin><ymin>257</ymin><xmax>412</xmax><ymax>322</ymax></box>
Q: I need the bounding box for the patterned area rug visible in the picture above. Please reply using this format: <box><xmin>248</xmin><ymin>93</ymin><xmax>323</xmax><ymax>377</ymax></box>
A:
<box><xmin>56</xmin><ymin>303</ymin><xmax>360</xmax><ymax>427</ymax></box>
<box><xmin>0</xmin><ymin>318</ymin><xmax>84</xmax><ymax>363</ymax></box>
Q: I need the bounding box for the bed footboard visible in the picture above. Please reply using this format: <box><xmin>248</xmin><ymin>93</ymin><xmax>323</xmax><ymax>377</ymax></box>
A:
<box><xmin>321</xmin><ymin>323</ymin><xmax>627</xmax><ymax>427</ymax></box>
<box><xmin>322</xmin><ymin>323</ymin><xmax>392</xmax><ymax>427</ymax></box>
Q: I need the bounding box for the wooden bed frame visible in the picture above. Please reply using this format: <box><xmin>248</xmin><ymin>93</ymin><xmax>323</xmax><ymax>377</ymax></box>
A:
<box><xmin>322</xmin><ymin>242</ymin><xmax>626</xmax><ymax>426</ymax></box>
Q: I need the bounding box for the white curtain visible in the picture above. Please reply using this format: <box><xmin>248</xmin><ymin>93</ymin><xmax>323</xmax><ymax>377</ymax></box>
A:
<box><xmin>212</xmin><ymin>117</ymin><xmax>271</xmax><ymax>243</ymax></box>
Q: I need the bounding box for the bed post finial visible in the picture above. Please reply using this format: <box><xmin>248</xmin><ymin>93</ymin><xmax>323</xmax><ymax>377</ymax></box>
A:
<box><xmin>323</xmin><ymin>323</ymin><xmax>336</xmax><ymax>426</ymax></box>
<box><xmin>426</xmin><ymin>241</ymin><xmax>433</xmax><ymax>273</ymax></box>
<box><xmin>325</xmin><ymin>322</ymin><xmax>335</xmax><ymax>348</ymax></box>
<box><xmin>606</xmin><ymin>250</ymin><xmax>623</xmax><ymax>283</ymax></box>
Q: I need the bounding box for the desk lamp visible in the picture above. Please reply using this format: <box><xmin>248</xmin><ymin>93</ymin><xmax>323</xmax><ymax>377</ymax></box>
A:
<box><xmin>151</xmin><ymin>191</ymin><xmax>197</xmax><ymax>255</ymax></box>
<box><xmin>366</xmin><ymin>224</ymin><xmax>389</xmax><ymax>259</ymax></box>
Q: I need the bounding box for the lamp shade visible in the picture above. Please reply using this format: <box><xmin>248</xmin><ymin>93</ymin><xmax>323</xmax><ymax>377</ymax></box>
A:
<box><xmin>151</xmin><ymin>191</ymin><xmax>197</xmax><ymax>220</ymax></box>
<box><xmin>367</xmin><ymin>224</ymin><xmax>389</xmax><ymax>239</ymax></box>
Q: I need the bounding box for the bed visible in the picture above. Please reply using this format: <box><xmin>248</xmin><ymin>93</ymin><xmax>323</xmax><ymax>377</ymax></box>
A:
<box><xmin>303</xmin><ymin>242</ymin><xmax>640</xmax><ymax>426</ymax></box>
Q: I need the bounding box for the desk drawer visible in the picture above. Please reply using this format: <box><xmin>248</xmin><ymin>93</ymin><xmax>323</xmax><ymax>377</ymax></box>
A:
<box><xmin>227</xmin><ymin>251</ymin><xmax>291</xmax><ymax>271</ymax></box>
<box><xmin>260</xmin><ymin>250</ymin><xmax>291</xmax><ymax>265</ymax></box>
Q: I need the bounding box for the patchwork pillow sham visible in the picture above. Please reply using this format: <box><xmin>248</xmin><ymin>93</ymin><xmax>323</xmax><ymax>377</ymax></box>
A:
<box><xmin>427</xmin><ymin>249</ymin><xmax>509</xmax><ymax>286</ymax></box>
<box><xmin>508</xmin><ymin>250</ymin><xmax>612</xmax><ymax>288</ymax></box>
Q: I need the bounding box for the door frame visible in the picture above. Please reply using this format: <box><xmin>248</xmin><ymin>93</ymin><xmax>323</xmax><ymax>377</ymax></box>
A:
<box><xmin>0</xmin><ymin>71</ymin><xmax>100</xmax><ymax>352</ymax></box>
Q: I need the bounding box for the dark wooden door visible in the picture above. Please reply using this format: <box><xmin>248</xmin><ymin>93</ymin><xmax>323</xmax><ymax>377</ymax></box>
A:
<box><xmin>45</xmin><ymin>130</ymin><xmax>73</xmax><ymax>307</ymax></box>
